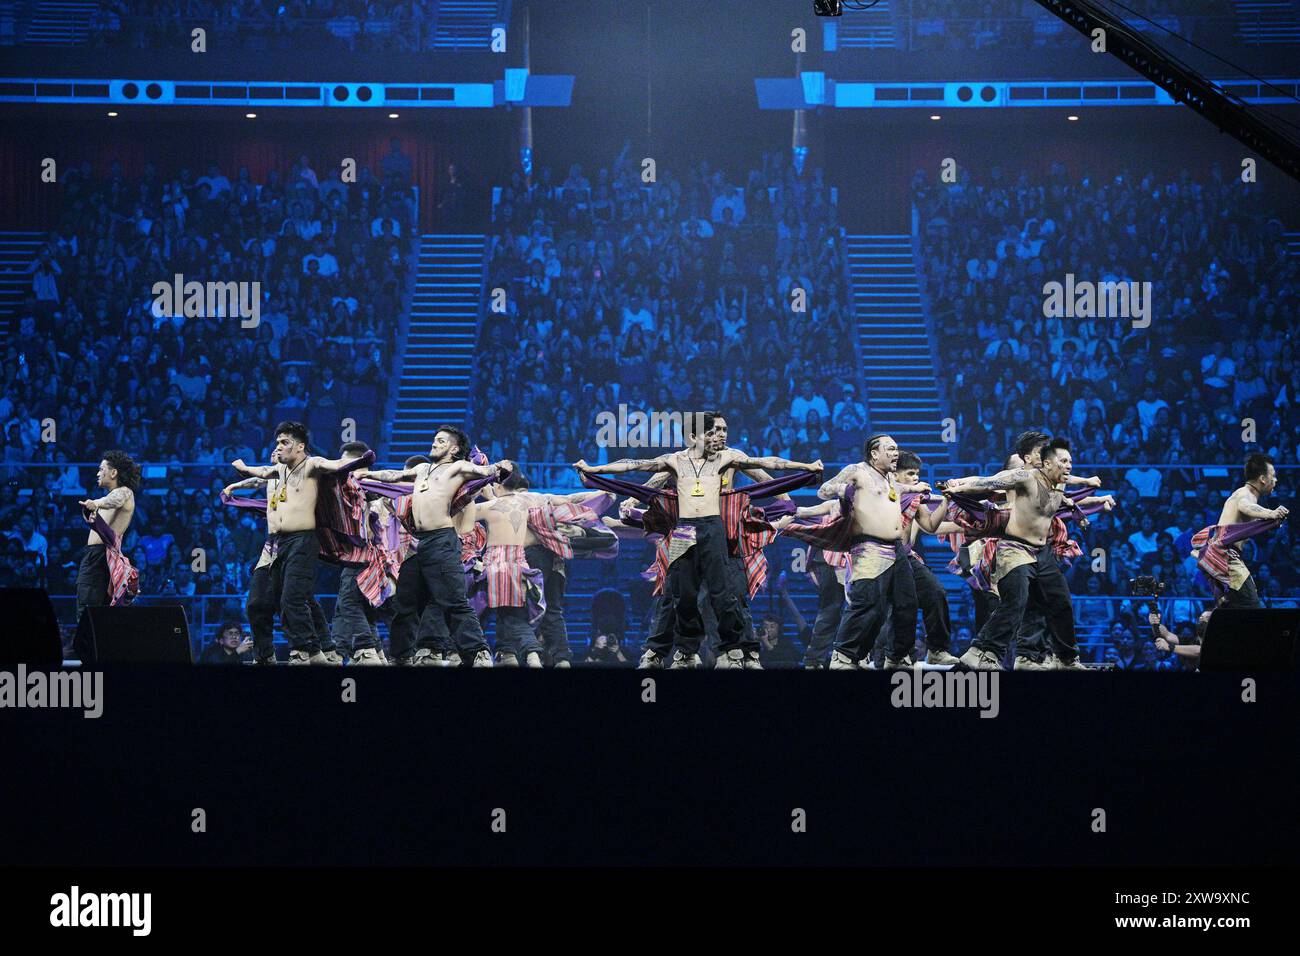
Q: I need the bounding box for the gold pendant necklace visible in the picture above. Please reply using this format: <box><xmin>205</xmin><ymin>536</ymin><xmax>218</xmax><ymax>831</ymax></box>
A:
<box><xmin>687</xmin><ymin>452</ymin><xmax>708</xmax><ymax>497</ymax></box>
<box><xmin>276</xmin><ymin>460</ymin><xmax>304</xmax><ymax>506</ymax></box>
<box><xmin>418</xmin><ymin>461</ymin><xmax>444</xmax><ymax>493</ymax></box>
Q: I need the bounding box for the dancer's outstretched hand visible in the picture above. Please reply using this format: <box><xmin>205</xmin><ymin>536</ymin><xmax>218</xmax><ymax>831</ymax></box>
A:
<box><xmin>807</xmin><ymin>459</ymin><xmax>823</xmax><ymax>472</ymax></box>
<box><xmin>573</xmin><ymin>459</ymin><xmax>592</xmax><ymax>474</ymax></box>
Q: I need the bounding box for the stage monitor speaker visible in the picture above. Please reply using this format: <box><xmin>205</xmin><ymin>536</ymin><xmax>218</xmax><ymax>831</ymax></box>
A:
<box><xmin>75</xmin><ymin>606</ymin><xmax>193</xmax><ymax>664</ymax></box>
<box><xmin>1200</xmin><ymin>608</ymin><xmax>1299</xmax><ymax>672</ymax></box>
<box><xmin>0</xmin><ymin>588</ymin><xmax>62</xmax><ymax>666</ymax></box>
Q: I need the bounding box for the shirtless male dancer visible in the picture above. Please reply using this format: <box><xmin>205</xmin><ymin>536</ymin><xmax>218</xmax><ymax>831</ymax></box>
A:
<box><xmin>231</xmin><ymin>421</ymin><xmax>370</xmax><ymax>665</ymax></box>
<box><xmin>356</xmin><ymin>426</ymin><xmax>506</xmax><ymax>667</ymax></box>
<box><xmin>577</xmin><ymin>412</ymin><xmax>820</xmax><ymax>666</ymax></box>
<box><xmin>76</xmin><ymin>450</ymin><xmax>140</xmax><ymax>623</ymax></box>
<box><xmin>946</xmin><ymin>437</ymin><xmax>1087</xmax><ymax>671</ymax></box>
<box><xmin>1209</xmin><ymin>453</ymin><xmax>1289</xmax><ymax>608</ymax></box>
<box><xmin>816</xmin><ymin>434</ymin><xmax>938</xmax><ymax>670</ymax></box>
<box><xmin>467</xmin><ymin>466</ymin><xmax>606</xmax><ymax>666</ymax></box>
<box><xmin>635</xmin><ymin>414</ymin><xmax>794</xmax><ymax>670</ymax></box>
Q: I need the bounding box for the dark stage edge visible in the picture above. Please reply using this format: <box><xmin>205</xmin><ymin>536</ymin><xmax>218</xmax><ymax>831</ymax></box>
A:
<box><xmin>2</xmin><ymin>668</ymin><xmax>1297</xmax><ymax>868</ymax></box>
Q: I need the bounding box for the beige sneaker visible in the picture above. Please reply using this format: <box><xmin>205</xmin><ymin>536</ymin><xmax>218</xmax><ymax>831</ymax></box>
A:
<box><xmin>288</xmin><ymin>649</ymin><xmax>329</xmax><ymax>665</ymax></box>
<box><xmin>438</xmin><ymin>651</ymin><xmax>460</xmax><ymax>667</ymax></box>
<box><xmin>350</xmin><ymin>647</ymin><xmax>387</xmax><ymax>665</ymax></box>
<box><xmin>828</xmin><ymin>650</ymin><xmax>861</xmax><ymax>671</ymax></box>
<box><xmin>1052</xmin><ymin>656</ymin><xmax>1089</xmax><ymax>671</ymax></box>
<box><xmin>524</xmin><ymin>651</ymin><xmax>544</xmax><ymax>668</ymax></box>
<box><xmin>637</xmin><ymin>650</ymin><xmax>665</xmax><ymax>669</ymax></box>
<box><xmin>884</xmin><ymin>655</ymin><xmax>915</xmax><ymax>670</ymax></box>
<box><xmin>494</xmin><ymin>651</ymin><xmax>520</xmax><ymax>667</ymax></box>
<box><xmin>742</xmin><ymin>650</ymin><xmax>764</xmax><ymax>670</ymax></box>
<box><xmin>320</xmin><ymin>650</ymin><xmax>345</xmax><ymax>665</ymax></box>
<box><xmin>1013</xmin><ymin>655</ymin><xmax>1053</xmax><ymax>671</ymax></box>
<box><xmin>926</xmin><ymin>649</ymin><xmax>962</xmax><ymax>666</ymax></box>
<box><xmin>470</xmin><ymin>649</ymin><xmax>494</xmax><ymax>667</ymax></box>
<box><xmin>412</xmin><ymin>648</ymin><xmax>440</xmax><ymax>666</ymax></box>
<box><xmin>958</xmin><ymin>647</ymin><xmax>1002</xmax><ymax>670</ymax></box>
<box><xmin>554</xmin><ymin>659</ymin><xmax>572</xmax><ymax>669</ymax></box>
<box><xmin>669</xmin><ymin>650</ymin><xmax>702</xmax><ymax>669</ymax></box>
<box><xmin>714</xmin><ymin>648</ymin><xmax>745</xmax><ymax>669</ymax></box>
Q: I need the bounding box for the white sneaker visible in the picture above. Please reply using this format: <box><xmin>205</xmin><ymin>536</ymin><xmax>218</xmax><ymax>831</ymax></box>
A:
<box><xmin>554</xmin><ymin>659</ymin><xmax>572</xmax><ymax>669</ymax></box>
<box><xmin>714</xmin><ymin>648</ymin><xmax>745</xmax><ymax>669</ymax></box>
<box><xmin>669</xmin><ymin>650</ymin><xmax>702</xmax><ymax>669</ymax></box>
<box><xmin>637</xmin><ymin>650</ymin><xmax>665</xmax><ymax>669</ymax></box>
<box><xmin>926</xmin><ymin>649</ymin><xmax>962</xmax><ymax>666</ymax></box>
<box><xmin>828</xmin><ymin>650</ymin><xmax>860</xmax><ymax>671</ymax></box>
<box><xmin>1013</xmin><ymin>655</ymin><xmax>1053</xmax><ymax>671</ymax></box>
<box><xmin>413</xmin><ymin>648</ymin><xmax>440</xmax><ymax>666</ymax></box>
<box><xmin>1052</xmin><ymin>656</ymin><xmax>1089</xmax><ymax>671</ymax></box>
<box><xmin>524</xmin><ymin>651</ymin><xmax>544</xmax><ymax>668</ymax></box>
<box><xmin>320</xmin><ymin>650</ymin><xmax>345</xmax><ymax>665</ymax></box>
<box><xmin>350</xmin><ymin>647</ymin><xmax>387</xmax><ymax>665</ymax></box>
<box><xmin>470</xmin><ymin>650</ymin><xmax>493</xmax><ymax>667</ymax></box>
<box><xmin>438</xmin><ymin>651</ymin><xmax>461</xmax><ymax>667</ymax></box>
<box><xmin>959</xmin><ymin>647</ymin><xmax>1003</xmax><ymax>671</ymax></box>
<box><xmin>742</xmin><ymin>650</ymin><xmax>764</xmax><ymax>670</ymax></box>
<box><xmin>288</xmin><ymin>649</ymin><xmax>329</xmax><ymax>665</ymax></box>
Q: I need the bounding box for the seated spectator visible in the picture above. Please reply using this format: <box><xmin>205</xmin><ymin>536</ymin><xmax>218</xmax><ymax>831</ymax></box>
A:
<box><xmin>199</xmin><ymin>621</ymin><xmax>253</xmax><ymax>665</ymax></box>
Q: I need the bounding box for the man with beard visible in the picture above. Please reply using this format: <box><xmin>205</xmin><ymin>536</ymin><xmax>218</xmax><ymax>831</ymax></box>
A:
<box><xmin>577</xmin><ymin>413</ymin><xmax>820</xmax><ymax>668</ymax></box>
<box><xmin>230</xmin><ymin>421</ymin><xmax>373</xmax><ymax>664</ymax></box>
<box><xmin>945</xmin><ymin>438</ymin><xmax>1087</xmax><ymax>671</ymax></box>
<box><xmin>815</xmin><ymin>435</ymin><xmax>935</xmax><ymax>670</ymax></box>
<box><xmin>356</xmin><ymin>426</ymin><xmax>507</xmax><ymax>667</ymax></box>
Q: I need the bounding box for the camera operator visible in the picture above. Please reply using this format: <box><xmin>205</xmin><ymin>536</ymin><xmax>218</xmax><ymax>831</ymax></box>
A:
<box><xmin>1147</xmin><ymin>609</ymin><xmax>1205</xmax><ymax>670</ymax></box>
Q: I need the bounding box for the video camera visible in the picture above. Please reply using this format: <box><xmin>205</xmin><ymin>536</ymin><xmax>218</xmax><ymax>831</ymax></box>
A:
<box><xmin>1129</xmin><ymin>575</ymin><xmax>1166</xmax><ymax>598</ymax></box>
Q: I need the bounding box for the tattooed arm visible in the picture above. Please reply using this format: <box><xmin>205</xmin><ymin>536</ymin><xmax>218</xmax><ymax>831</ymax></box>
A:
<box><xmin>356</xmin><ymin>467</ymin><xmax>419</xmax><ymax>482</ymax></box>
<box><xmin>817</xmin><ymin>462</ymin><xmax>861</xmax><ymax>500</ymax></box>
<box><xmin>231</xmin><ymin>458</ymin><xmax>278</xmax><ymax>480</ymax></box>
<box><xmin>944</xmin><ymin>469</ymin><xmax>1032</xmax><ymax>493</ymax></box>
<box><xmin>1237</xmin><ymin>489</ymin><xmax>1289</xmax><ymax>521</ymax></box>
<box><xmin>80</xmin><ymin>487</ymin><xmax>133</xmax><ymax>513</ymax></box>
<box><xmin>574</xmin><ymin>454</ymin><xmax>673</xmax><ymax>475</ymax></box>
<box><xmin>221</xmin><ymin>476</ymin><xmax>268</xmax><ymax>496</ymax></box>
<box><xmin>455</xmin><ymin>458</ymin><xmax>509</xmax><ymax>479</ymax></box>
<box><xmin>728</xmin><ymin>451</ymin><xmax>822</xmax><ymax>473</ymax></box>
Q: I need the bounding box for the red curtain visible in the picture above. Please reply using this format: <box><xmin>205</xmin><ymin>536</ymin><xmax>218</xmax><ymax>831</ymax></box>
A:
<box><xmin>0</xmin><ymin>119</ymin><xmax>472</xmax><ymax>229</ymax></box>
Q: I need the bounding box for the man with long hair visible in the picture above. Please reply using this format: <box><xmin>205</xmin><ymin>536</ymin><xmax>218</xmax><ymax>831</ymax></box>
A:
<box><xmin>76</xmin><ymin>449</ymin><xmax>141</xmax><ymax>623</ymax></box>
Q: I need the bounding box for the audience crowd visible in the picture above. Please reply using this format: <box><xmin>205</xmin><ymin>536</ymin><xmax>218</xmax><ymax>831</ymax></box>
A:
<box><xmin>914</xmin><ymin>159</ymin><xmax>1299</xmax><ymax>646</ymax></box>
<box><xmin>472</xmin><ymin>146</ymin><xmax>862</xmax><ymax>486</ymax></box>
<box><xmin>1</xmin><ymin>147</ymin><xmax>417</xmax><ymax>620</ymax></box>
